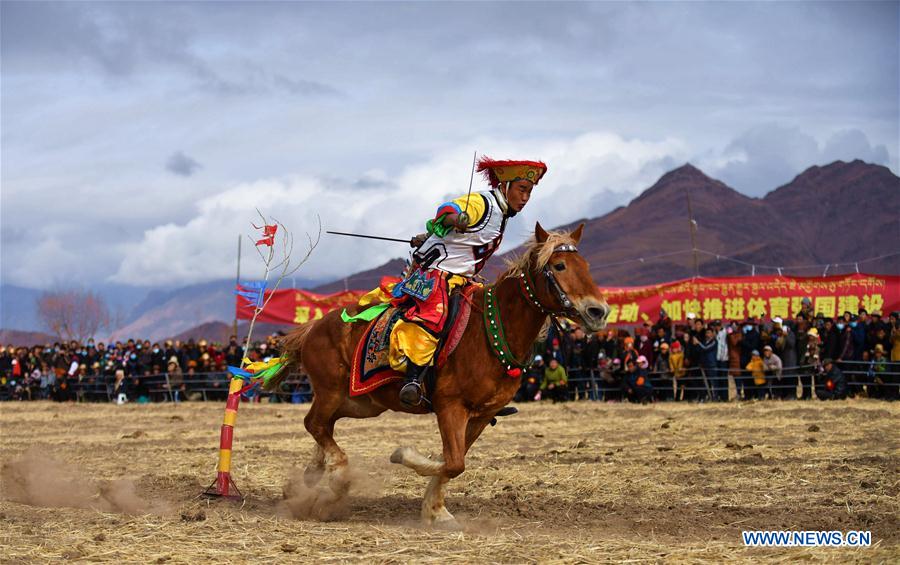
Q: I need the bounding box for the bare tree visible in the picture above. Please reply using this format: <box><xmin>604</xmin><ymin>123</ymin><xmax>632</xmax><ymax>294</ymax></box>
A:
<box><xmin>37</xmin><ymin>289</ymin><xmax>111</xmax><ymax>343</ymax></box>
<box><xmin>240</xmin><ymin>211</ymin><xmax>321</xmax><ymax>364</ymax></box>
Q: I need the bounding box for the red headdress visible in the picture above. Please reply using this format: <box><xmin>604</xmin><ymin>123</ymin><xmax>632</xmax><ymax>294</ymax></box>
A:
<box><xmin>476</xmin><ymin>157</ymin><xmax>547</xmax><ymax>188</ymax></box>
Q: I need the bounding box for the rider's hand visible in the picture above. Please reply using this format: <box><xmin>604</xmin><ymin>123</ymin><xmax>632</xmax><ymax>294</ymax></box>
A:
<box><xmin>410</xmin><ymin>233</ymin><xmax>428</xmax><ymax>248</ymax></box>
<box><xmin>455</xmin><ymin>211</ymin><xmax>470</xmax><ymax>231</ymax></box>
<box><xmin>440</xmin><ymin>212</ymin><xmax>470</xmax><ymax>232</ymax></box>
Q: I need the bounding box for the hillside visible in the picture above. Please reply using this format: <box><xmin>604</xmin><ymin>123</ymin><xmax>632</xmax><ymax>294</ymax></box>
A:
<box><xmin>311</xmin><ymin>258</ymin><xmax>408</xmax><ymax>294</ymax></box>
<box><xmin>486</xmin><ymin>160</ymin><xmax>899</xmax><ymax>284</ymax></box>
<box><xmin>0</xmin><ymin>329</ymin><xmax>57</xmax><ymax>347</ymax></box>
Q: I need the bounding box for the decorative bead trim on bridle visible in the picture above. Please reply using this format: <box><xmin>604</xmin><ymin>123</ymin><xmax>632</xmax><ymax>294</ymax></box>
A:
<box><xmin>483</xmin><ymin>243</ymin><xmax>580</xmax><ymax>375</ymax></box>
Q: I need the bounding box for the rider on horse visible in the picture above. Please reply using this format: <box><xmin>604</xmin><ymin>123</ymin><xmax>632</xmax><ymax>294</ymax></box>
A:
<box><xmin>393</xmin><ymin>157</ymin><xmax>548</xmax><ymax>406</ymax></box>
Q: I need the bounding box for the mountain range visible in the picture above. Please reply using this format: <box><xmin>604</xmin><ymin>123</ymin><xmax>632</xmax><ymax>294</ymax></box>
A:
<box><xmin>488</xmin><ymin>159</ymin><xmax>899</xmax><ymax>284</ymax></box>
<box><xmin>2</xmin><ymin>160</ymin><xmax>897</xmax><ymax>344</ymax></box>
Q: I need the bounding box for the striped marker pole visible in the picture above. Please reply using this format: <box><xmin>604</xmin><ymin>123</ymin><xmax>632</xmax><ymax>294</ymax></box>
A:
<box><xmin>203</xmin><ymin>377</ymin><xmax>245</xmax><ymax>499</ymax></box>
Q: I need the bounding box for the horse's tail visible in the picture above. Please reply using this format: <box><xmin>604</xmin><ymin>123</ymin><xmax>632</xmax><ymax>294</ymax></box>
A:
<box><xmin>265</xmin><ymin>321</ymin><xmax>315</xmax><ymax>391</ymax></box>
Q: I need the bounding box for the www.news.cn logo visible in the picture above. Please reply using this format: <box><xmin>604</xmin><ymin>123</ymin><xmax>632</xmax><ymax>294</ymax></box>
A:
<box><xmin>742</xmin><ymin>530</ymin><xmax>872</xmax><ymax>547</ymax></box>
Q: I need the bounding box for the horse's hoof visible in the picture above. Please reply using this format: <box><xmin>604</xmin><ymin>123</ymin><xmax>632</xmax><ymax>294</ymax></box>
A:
<box><xmin>329</xmin><ymin>476</ymin><xmax>351</xmax><ymax>498</ymax></box>
<box><xmin>389</xmin><ymin>447</ymin><xmax>406</xmax><ymax>465</ymax></box>
<box><xmin>431</xmin><ymin>515</ymin><xmax>463</xmax><ymax>532</ymax></box>
<box><xmin>303</xmin><ymin>466</ymin><xmax>324</xmax><ymax>488</ymax></box>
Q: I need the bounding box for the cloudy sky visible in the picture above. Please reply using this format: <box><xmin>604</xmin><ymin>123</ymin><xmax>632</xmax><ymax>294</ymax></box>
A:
<box><xmin>2</xmin><ymin>1</ymin><xmax>897</xmax><ymax>289</ymax></box>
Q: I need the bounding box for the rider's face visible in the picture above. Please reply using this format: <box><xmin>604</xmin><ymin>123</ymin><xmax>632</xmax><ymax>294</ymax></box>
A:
<box><xmin>505</xmin><ymin>180</ymin><xmax>534</xmax><ymax>212</ymax></box>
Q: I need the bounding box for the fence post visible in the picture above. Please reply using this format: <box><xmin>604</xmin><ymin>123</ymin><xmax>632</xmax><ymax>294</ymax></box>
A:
<box><xmin>163</xmin><ymin>373</ymin><xmax>173</xmax><ymax>402</ymax></box>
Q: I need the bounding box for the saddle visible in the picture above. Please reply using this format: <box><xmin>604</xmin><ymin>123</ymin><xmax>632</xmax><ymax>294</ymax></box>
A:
<box><xmin>349</xmin><ymin>284</ymin><xmax>478</xmax><ymax>398</ymax></box>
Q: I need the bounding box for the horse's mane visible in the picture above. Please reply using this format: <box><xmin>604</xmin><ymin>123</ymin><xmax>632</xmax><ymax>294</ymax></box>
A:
<box><xmin>500</xmin><ymin>230</ymin><xmax>578</xmax><ymax>281</ymax></box>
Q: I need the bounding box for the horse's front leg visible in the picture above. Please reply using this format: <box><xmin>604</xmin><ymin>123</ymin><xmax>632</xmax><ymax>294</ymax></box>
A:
<box><xmin>423</xmin><ymin>403</ymin><xmax>468</xmax><ymax>529</ymax></box>
<box><xmin>420</xmin><ymin>412</ymin><xmax>494</xmax><ymax>530</ymax></box>
<box><xmin>390</xmin><ymin>403</ymin><xmax>468</xmax><ymax>529</ymax></box>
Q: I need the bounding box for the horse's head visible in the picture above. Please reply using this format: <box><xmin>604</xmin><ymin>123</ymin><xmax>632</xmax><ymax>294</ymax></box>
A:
<box><xmin>513</xmin><ymin>222</ymin><xmax>610</xmax><ymax>332</ymax></box>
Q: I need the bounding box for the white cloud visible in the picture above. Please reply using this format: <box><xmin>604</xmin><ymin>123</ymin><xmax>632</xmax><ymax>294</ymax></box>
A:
<box><xmin>3</xmin><ymin>2</ymin><xmax>897</xmax><ymax>290</ymax></box>
<box><xmin>111</xmin><ymin>132</ymin><xmax>688</xmax><ymax>286</ymax></box>
<box><xmin>699</xmin><ymin>125</ymin><xmax>893</xmax><ymax>195</ymax></box>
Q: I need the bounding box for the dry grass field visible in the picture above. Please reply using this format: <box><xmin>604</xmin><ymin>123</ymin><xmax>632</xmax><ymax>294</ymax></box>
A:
<box><xmin>1</xmin><ymin>399</ymin><xmax>897</xmax><ymax>563</ymax></box>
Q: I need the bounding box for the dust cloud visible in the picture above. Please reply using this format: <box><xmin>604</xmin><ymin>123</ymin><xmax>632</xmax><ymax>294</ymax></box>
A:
<box><xmin>1</xmin><ymin>447</ymin><xmax>169</xmax><ymax>515</ymax></box>
<box><xmin>278</xmin><ymin>460</ymin><xmax>382</xmax><ymax>521</ymax></box>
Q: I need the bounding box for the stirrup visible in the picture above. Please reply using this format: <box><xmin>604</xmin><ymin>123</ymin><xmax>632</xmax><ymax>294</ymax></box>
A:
<box><xmin>399</xmin><ymin>381</ymin><xmax>424</xmax><ymax>407</ymax></box>
<box><xmin>490</xmin><ymin>405</ymin><xmax>518</xmax><ymax>426</ymax></box>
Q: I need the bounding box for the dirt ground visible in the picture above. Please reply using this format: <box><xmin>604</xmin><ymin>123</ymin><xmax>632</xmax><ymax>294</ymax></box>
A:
<box><xmin>1</xmin><ymin>399</ymin><xmax>897</xmax><ymax>563</ymax></box>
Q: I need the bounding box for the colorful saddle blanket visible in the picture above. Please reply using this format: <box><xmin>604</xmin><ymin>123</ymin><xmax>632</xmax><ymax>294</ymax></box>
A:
<box><xmin>349</xmin><ymin>285</ymin><xmax>477</xmax><ymax>397</ymax></box>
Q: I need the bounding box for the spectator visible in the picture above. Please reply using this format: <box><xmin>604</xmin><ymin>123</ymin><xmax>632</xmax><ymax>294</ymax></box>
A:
<box><xmin>801</xmin><ymin>328</ymin><xmax>820</xmax><ymax>400</ymax></box>
<box><xmin>745</xmin><ymin>350</ymin><xmax>767</xmax><ymax>400</ymax></box>
<box><xmin>739</xmin><ymin>319</ymin><xmax>760</xmax><ymax>400</ymax></box>
<box><xmin>621</xmin><ymin>336</ymin><xmax>639</xmax><ymax>368</ymax></box>
<box><xmin>652</xmin><ymin>308</ymin><xmax>673</xmax><ymax>342</ymax></box>
<box><xmin>891</xmin><ymin>311</ymin><xmax>900</xmax><ymax>362</ymax></box>
<box><xmin>541</xmin><ymin>358</ymin><xmax>568</xmax><ymax>403</ymax></box>
<box><xmin>603</xmin><ymin>357</ymin><xmax>623</xmax><ymax>401</ymax></box>
<box><xmin>866</xmin><ymin>345</ymin><xmax>891</xmax><ymax>399</ymax></box>
<box><xmin>762</xmin><ymin>345</ymin><xmax>786</xmax><ymax>399</ymax></box>
<box><xmin>871</xmin><ymin>325</ymin><xmax>890</xmax><ymax>358</ymax></box>
<box><xmin>669</xmin><ymin>340</ymin><xmax>686</xmax><ymax>400</ymax></box>
<box><xmin>866</xmin><ymin>312</ymin><xmax>885</xmax><ymax>352</ymax></box>
<box><xmin>819</xmin><ymin>318</ymin><xmax>839</xmax><ymax>361</ymax></box>
<box><xmin>773</xmin><ymin>319</ymin><xmax>797</xmax><ymax>398</ymax></box>
<box><xmin>652</xmin><ymin>326</ymin><xmax>670</xmax><ymax>363</ymax></box>
<box><xmin>167</xmin><ymin>357</ymin><xmax>185</xmax><ymax>403</ymax></box>
<box><xmin>695</xmin><ymin>327</ymin><xmax>720</xmax><ymax>401</ymax></box>
<box><xmin>602</xmin><ymin>330</ymin><xmax>620</xmax><ymax>360</ymax></box>
<box><xmin>837</xmin><ymin>320</ymin><xmax>854</xmax><ymax>364</ymax></box>
<box><xmin>713</xmin><ymin>320</ymin><xmax>729</xmax><ymax>394</ymax></box>
<box><xmin>636</xmin><ymin>326</ymin><xmax>654</xmax><ymax>363</ymax></box>
<box><xmin>114</xmin><ymin>369</ymin><xmax>128</xmax><ymax>404</ymax></box>
<box><xmin>726</xmin><ymin>322</ymin><xmax>742</xmax><ymax>400</ymax></box>
<box><xmin>567</xmin><ymin>328</ymin><xmax>589</xmax><ymax>400</ymax></box>
<box><xmin>852</xmin><ymin>309</ymin><xmax>868</xmax><ymax>361</ymax></box>
<box><xmin>740</xmin><ymin>319</ymin><xmax>761</xmax><ymax>367</ymax></box>
<box><xmin>517</xmin><ymin>355</ymin><xmax>543</xmax><ymax>402</ymax></box>
<box><xmin>225</xmin><ymin>344</ymin><xmax>242</xmax><ymax>368</ymax></box>
<box><xmin>652</xmin><ymin>342</ymin><xmax>674</xmax><ymax>401</ymax></box>
<box><xmin>39</xmin><ymin>363</ymin><xmax>54</xmax><ymax>399</ymax></box>
<box><xmin>816</xmin><ymin>358</ymin><xmax>847</xmax><ymax>400</ymax></box>
<box><xmin>546</xmin><ymin>338</ymin><xmax>566</xmax><ymax>365</ymax></box>
<box><xmin>623</xmin><ymin>357</ymin><xmax>652</xmax><ymax>404</ymax></box>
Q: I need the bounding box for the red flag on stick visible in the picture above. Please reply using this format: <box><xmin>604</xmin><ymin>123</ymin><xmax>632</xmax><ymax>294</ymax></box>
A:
<box><xmin>254</xmin><ymin>224</ymin><xmax>277</xmax><ymax>246</ymax></box>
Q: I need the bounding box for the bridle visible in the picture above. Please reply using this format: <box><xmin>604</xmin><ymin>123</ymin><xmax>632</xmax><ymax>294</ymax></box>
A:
<box><xmin>518</xmin><ymin>243</ymin><xmax>579</xmax><ymax>317</ymax></box>
<box><xmin>483</xmin><ymin>242</ymin><xmax>581</xmax><ymax>377</ymax></box>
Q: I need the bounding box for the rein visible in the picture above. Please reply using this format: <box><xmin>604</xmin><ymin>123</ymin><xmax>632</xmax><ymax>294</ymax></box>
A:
<box><xmin>483</xmin><ymin>243</ymin><xmax>580</xmax><ymax>377</ymax></box>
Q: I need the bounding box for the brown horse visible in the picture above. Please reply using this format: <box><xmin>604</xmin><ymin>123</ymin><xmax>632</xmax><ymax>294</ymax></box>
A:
<box><xmin>275</xmin><ymin>222</ymin><xmax>609</xmax><ymax>528</ymax></box>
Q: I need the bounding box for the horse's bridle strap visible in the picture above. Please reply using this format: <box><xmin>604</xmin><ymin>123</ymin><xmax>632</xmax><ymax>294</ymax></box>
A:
<box><xmin>520</xmin><ymin>243</ymin><xmax>579</xmax><ymax>317</ymax></box>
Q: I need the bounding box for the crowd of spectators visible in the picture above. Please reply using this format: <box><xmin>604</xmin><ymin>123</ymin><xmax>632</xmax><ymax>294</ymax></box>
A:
<box><xmin>2</xmin><ymin>302</ymin><xmax>898</xmax><ymax>404</ymax></box>
<box><xmin>0</xmin><ymin>334</ymin><xmax>296</xmax><ymax>403</ymax></box>
<box><xmin>519</xmin><ymin>304</ymin><xmax>900</xmax><ymax>404</ymax></box>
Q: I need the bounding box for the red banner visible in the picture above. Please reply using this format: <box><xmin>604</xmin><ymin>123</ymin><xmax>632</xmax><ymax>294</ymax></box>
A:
<box><xmin>598</xmin><ymin>273</ymin><xmax>899</xmax><ymax>325</ymax></box>
<box><xmin>235</xmin><ymin>284</ymin><xmax>365</xmax><ymax>325</ymax></box>
<box><xmin>236</xmin><ymin>274</ymin><xmax>899</xmax><ymax>326</ymax></box>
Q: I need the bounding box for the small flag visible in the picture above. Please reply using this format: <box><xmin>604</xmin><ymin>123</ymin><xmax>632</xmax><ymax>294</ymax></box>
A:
<box><xmin>254</xmin><ymin>224</ymin><xmax>278</xmax><ymax>246</ymax></box>
<box><xmin>235</xmin><ymin>281</ymin><xmax>267</xmax><ymax>308</ymax></box>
